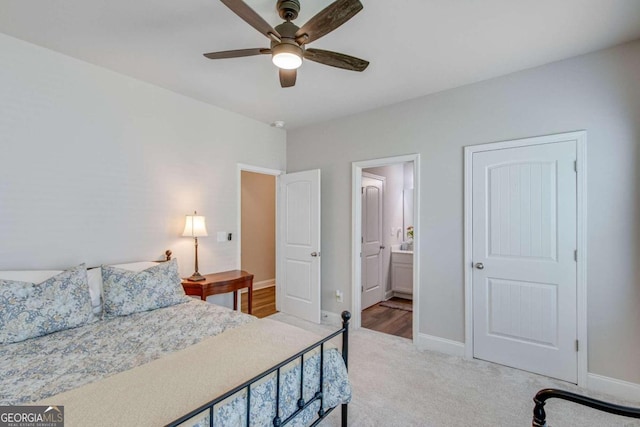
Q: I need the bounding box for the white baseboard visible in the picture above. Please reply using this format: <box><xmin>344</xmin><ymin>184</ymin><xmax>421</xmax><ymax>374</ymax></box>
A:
<box><xmin>415</xmin><ymin>333</ymin><xmax>465</xmax><ymax>357</ymax></box>
<box><xmin>384</xmin><ymin>290</ymin><xmax>394</xmax><ymax>300</ymax></box>
<box><xmin>240</xmin><ymin>279</ymin><xmax>275</xmax><ymax>293</ymax></box>
<box><xmin>392</xmin><ymin>291</ymin><xmax>413</xmax><ymax>300</ymax></box>
<box><xmin>587</xmin><ymin>373</ymin><xmax>640</xmax><ymax>402</ymax></box>
<box><xmin>321</xmin><ymin>310</ymin><xmax>342</xmax><ymax>327</ymax></box>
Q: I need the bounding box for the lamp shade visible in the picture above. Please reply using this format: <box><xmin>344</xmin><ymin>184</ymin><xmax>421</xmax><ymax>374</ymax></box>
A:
<box><xmin>182</xmin><ymin>214</ymin><xmax>208</xmax><ymax>238</ymax></box>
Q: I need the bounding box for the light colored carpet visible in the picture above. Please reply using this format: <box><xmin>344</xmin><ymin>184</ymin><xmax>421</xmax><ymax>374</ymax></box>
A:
<box><xmin>268</xmin><ymin>312</ymin><xmax>640</xmax><ymax>427</ymax></box>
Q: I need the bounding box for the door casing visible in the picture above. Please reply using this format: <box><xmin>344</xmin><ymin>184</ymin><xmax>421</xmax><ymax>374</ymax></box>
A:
<box><xmin>351</xmin><ymin>154</ymin><xmax>420</xmax><ymax>342</ymax></box>
<box><xmin>463</xmin><ymin>131</ymin><xmax>587</xmax><ymax>386</ymax></box>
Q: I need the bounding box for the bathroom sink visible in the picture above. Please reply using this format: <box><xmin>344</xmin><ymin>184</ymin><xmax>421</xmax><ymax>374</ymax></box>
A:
<box><xmin>391</xmin><ymin>244</ymin><xmax>413</xmax><ymax>255</ymax></box>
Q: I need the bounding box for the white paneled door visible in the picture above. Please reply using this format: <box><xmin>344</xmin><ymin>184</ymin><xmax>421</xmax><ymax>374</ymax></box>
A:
<box><xmin>279</xmin><ymin>169</ymin><xmax>321</xmax><ymax>323</ymax></box>
<box><xmin>472</xmin><ymin>141</ymin><xmax>578</xmax><ymax>383</ymax></box>
<box><xmin>361</xmin><ymin>174</ymin><xmax>384</xmax><ymax>309</ymax></box>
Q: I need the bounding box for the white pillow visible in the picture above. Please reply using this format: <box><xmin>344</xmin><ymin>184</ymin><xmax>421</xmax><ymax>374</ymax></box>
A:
<box><xmin>111</xmin><ymin>262</ymin><xmax>160</xmax><ymax>272</ymax></box>
<box><xmin>0</xmin><ymin>270</ymin><xmax>63</xmax><ymax>283</ymax></box>
<box><xmin>86</xmin><ymin>268</ymin><xmax>103</xmax><ymax>309</ymax></box>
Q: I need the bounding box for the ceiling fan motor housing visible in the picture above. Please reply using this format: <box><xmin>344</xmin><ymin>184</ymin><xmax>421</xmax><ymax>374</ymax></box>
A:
<box><xmin>277</xmin><ymin>0</ymin><xmax>300</xmax><ymax>20</ymax></box>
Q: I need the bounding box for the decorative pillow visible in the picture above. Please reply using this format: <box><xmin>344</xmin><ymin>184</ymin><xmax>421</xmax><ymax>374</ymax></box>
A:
<box><xmin>101</xmin><ymin>258</ymin><xmax>188</xmax><ymax>317</ymax></box>
<box><xmin>0</xmin><ymin>264</ymin><xmax>94</xmax><ymax>344</ymax></box>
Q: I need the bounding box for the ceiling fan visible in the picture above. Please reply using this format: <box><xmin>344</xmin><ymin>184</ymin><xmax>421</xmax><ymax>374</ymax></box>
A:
<box><xmin>204</xmin><ymin>0</ymin><xmax>369</xmax><ymax>88</ymax></box>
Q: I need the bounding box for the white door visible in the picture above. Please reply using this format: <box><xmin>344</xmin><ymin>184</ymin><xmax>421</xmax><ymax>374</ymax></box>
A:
<box><xmin>279</xmin><ymin>169</ymin><xmax>321</xmax><ymax>323</ymax></box>
<box><xmin>472</xmin><ymin>141</ymin><xmax>578</xmax><ymax>382</ymax></box>
<box><xmin>361</xmin><ymin>175</ymin><xmax>384</xmax><ymax>309</ymax></box>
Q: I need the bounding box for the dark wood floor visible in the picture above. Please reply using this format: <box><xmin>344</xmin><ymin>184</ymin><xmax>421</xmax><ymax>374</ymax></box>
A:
<box><xmin>362</xmin><ymin>297</ymin><xmax>413</xmax><ymax>339</ymax></box>
<box><xmin>241</xmin><ymin>286</ymin><xmax>277</xmax><ymax>318</ymax></box>
<box><xmin>241</xmin><ymin>288</ymin><xmax>412</xmax><ymax>340</ymax></box>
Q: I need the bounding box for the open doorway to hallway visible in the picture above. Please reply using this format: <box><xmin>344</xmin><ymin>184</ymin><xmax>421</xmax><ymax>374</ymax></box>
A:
<box><xmin>354</xmin><ymin>155</ymin><xmax>419</xmax><ymax>341</ymax></box>
<box><xmin>239</xmin><ymin>169</ymin><xmax>278</xmax><ymax>318</ymax></box>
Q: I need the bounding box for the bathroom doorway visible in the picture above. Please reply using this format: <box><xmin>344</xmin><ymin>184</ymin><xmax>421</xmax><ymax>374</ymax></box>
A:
<box><xmin>352</xmin><ymin>154</ymin><xmax>420</xmax><ymax>341</ymax></box>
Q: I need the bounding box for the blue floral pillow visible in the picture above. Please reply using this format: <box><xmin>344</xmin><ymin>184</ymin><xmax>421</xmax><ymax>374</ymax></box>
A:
<box><xmin>0</xmin><ymin>264</ymin><xmax>94</xmax><ymax>344</ymax></box>
<box><xmin>101</xmin><ymin>259</ymin><xmax>188</xmax><ymax>317</ymax></box>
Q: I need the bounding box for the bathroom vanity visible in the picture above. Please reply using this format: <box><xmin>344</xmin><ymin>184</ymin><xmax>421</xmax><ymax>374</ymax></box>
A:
<box><xmin>391</xmin><ymin>246</ymin><xmax>413</xmax><ymax>298</ymax></box>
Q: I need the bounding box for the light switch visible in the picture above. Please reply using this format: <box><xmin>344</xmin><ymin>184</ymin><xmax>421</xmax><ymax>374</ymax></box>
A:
<box><xmin>217</xmin><ymin>231</ymin><xmax>227</xmax><ymax>242</ymax></box>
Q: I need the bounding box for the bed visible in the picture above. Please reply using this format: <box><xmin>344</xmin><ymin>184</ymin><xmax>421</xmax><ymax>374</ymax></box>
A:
<box><xmin>0</xmin><ymin>257</ymin><xmax>351</xmax><ymax>426</ymax></box>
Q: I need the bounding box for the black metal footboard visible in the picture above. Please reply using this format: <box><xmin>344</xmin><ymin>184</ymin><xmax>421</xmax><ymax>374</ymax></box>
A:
<box><xmin>167</xmin><ymin>311</ymin><xmax>351</xmax><ymax>427</ymax></box>
<box><xmin>532</xmin><ymin>388</ymin><xmax>640</xmax><ymax>426</ymax></box>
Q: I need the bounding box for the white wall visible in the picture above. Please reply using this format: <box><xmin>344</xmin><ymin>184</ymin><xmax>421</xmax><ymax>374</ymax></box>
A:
<box><xmin>288</xmin><ymin>40</ymin><xmax>640</xmax><ymax>384</ymax></box>
<box><xmin>0</xmin><ymin>34</ymin><xmax>286</xmax><ymax>307</ymax></box>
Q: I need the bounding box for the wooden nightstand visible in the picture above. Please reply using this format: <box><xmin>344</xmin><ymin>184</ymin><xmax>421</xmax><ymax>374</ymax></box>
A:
<box><xmin>181</xmin><ymin>270</ymin><xmax>254</xmax><ymax>314</ymax></box>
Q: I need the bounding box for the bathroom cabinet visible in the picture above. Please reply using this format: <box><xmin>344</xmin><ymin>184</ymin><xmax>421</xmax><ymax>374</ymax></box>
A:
<box><xmin>391</xmin><ymin>251</ymin><xmax>413</xmax><ymax>295</ymax></box>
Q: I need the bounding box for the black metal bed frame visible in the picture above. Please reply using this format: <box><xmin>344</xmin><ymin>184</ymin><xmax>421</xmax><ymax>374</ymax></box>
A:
<box><xmin>532</xmin><ymin>388</ymin><xmax>640</xmax><ymax>426</ymax></box>
<box><xmin>166</xmin><ymin>311</ymin><xmax>351</xmax><ymax>427</ymax></box>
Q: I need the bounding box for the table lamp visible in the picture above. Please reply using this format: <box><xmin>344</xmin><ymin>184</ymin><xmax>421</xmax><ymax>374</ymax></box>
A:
<box><xmin>182</xmin><ymin>211</ymin><xmax>208</xmax><ymax>281</ymax></box>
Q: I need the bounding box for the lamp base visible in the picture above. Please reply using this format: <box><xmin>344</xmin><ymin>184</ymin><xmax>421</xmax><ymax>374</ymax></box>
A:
<box><xmin>186</xmin><ymin>272</ymin><xmax>206</xmax><ymax>282</ymax></box>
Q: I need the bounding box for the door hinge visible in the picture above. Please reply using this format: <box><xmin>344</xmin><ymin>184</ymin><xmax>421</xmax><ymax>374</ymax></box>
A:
<box><xmin>574</xmin><ymin>250</ymin><xmax>578</xmax><ymax>261</ymax></box>
<box><xmin>575</xmin><ymin>339</ymin><xmax>579</xmax><ymax>352</ymax></box>
<box><xmin>361</xmin><ymin>236</ymin><xmax>364</xmax><ymax>244</ymax></box>
<box><xmin>574</xmin><ymin>160</ymin><xmax>577</xmax><ymax>172</ymax></box>
<box><xmin>361</xmin><ymin>286</ymin><xmax>364</xmax><ymax>293</ymax></box>
<box><xmin>359</xmin><ymin>252</ymin><xmax>362</xmax><ymax>258</ymax></box>
<box><xmin>361</xmin><ymin>187</ymin><xmax>364</xmax><ymax>194</ymax></box>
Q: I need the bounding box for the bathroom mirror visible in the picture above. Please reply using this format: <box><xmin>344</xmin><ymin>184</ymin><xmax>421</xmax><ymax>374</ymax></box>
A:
<box><xmin>402</xmin><ymin>189</ymin><xmax>414</xmax><ymax>240</ymax></box>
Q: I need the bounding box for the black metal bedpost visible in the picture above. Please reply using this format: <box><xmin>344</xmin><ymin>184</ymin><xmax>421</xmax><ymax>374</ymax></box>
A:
<box><xmin>341</xmin><ymin>311</ymin><xmax>351</xmax><ymax>427</ymax></box>
<box><xmin>532</xmin><ymin>393</ymin><xmax>547</xmax><ymax>426</ymax></box>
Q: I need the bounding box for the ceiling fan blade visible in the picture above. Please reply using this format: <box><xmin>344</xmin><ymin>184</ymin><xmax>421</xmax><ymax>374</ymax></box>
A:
<box><xmin>304</xmin><ymin>48</ymin><xmax>369</xmax><ymax>72</ymax></box>
<box><xmin>295</xmin><ymin>0</ymin><xmax>363</xmax><ymax>45</ymax></box>
<box><xmin>220</xmin><ymin>0</ymin><xmax>281</xmax><ymax>40</ymax></box>
<box><xmin>279</xmin><ymin>69</ymin><xmax>297</xmax><ymax>88</ymax></box>
<box><xmin>203</xmin><ymin>48</ymin><xmax>270</xmax><ymax>60</ymax></box>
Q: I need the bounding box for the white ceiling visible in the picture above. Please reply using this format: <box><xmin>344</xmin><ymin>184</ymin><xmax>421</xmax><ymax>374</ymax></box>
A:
<box><xmin>1</xmin><ymin>0</ymin><xmax>640</xmax><ymax>128</ymax></box>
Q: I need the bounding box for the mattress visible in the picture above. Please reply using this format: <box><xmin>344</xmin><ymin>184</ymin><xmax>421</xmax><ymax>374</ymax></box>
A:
<box><xmin>1</xmin><ymin>299</ymin><xmax>351</xmax><ymax>426</ymax></box>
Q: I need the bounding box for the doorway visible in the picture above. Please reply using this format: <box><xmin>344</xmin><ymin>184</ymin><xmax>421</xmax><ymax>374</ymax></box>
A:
<box><xmin>352</xmin><ymin>154</ymin><xmax>420</xmax><ymax>342</ymax></box>
<box><xmin>238</xmin><ymin>164</ymin><xmax>281</xmax><ymax>318</ymax></box>
<box><xmin>464</xmin><ymin>131</ymin><xmax>587</xmax><ymax>385</ymax></box>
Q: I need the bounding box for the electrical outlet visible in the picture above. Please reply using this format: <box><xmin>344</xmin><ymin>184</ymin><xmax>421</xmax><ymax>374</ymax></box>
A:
<box><xmin>335</xmin><ymin>290</ymin><xmax>343</xmax><ymax>303</ymax></box>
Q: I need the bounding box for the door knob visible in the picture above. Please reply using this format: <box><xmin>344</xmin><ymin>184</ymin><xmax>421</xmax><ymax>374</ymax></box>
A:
<box><xmin>474</xmin><ymin>262</ymin><xmax>484</xmax><ymax>270</ymax></box>
<box><xmin>380</xmin><ymin>245</ymin><xmax>386</xmax><ymax>250</ymax></box>
<box><xmin>311</xmin><ymin>252</ymin><xmax>319</xmax><ymax>257</ymax></box>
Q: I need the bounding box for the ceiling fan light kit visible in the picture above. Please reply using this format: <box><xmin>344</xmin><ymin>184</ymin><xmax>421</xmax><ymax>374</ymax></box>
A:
<box><xmin>271</xmin><ymin>39</ymin><xmax>303</xmax><ymax>70</ymax></box>
<box><xmin>205</xmin><ymin>0</ymin><xmax>369</xmax><ymax>88</ymax></box>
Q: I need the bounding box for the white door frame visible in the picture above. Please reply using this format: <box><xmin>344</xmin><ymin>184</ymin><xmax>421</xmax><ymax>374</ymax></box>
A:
<box><xmin>463</xmin><ymin>131</ymin><xmax>587</xmax><ymax>386</ymax></box>
<box><xmin>361</xmin><ymin>171</ymin><xmax>386</xmax><ymax>308</ymax></box>
<box><xmin>237</xmin><ymin>163</ymin><xmax>283</xmax><ymax>310</ymax></box>
<box><xmin>352</xmin><ymin>154</ymin><xmax>421</xmax><ymax>342</ymax></box>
